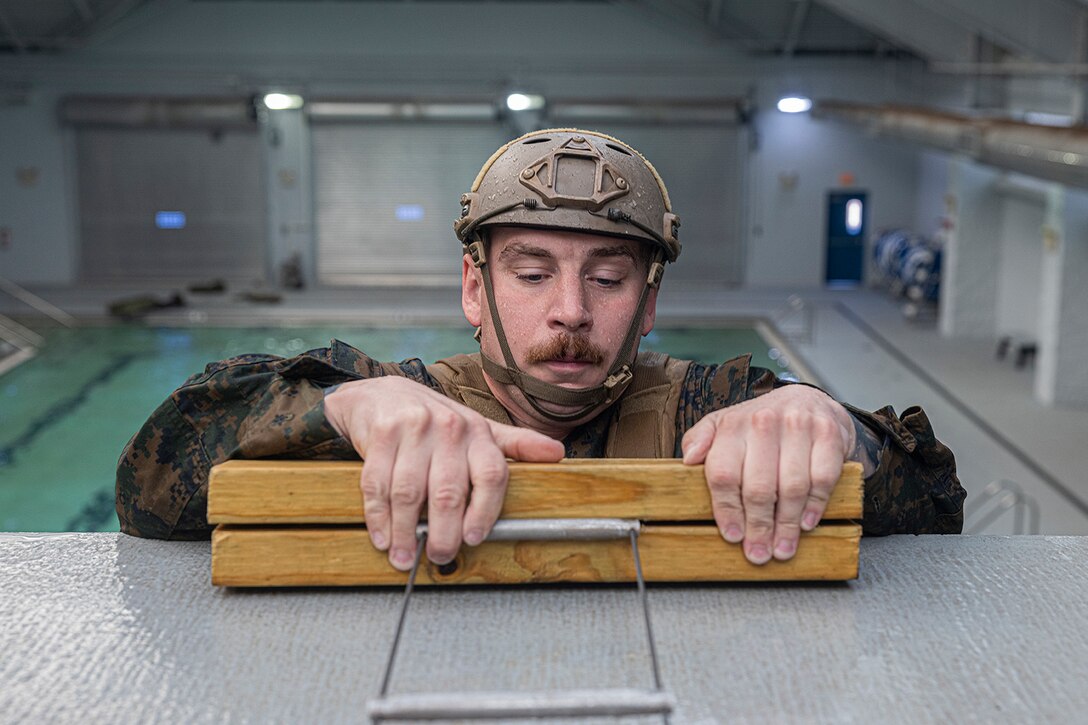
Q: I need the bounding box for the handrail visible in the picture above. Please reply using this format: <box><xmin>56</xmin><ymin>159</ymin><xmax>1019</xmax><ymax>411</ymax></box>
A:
<box><xmin>964</xmin><ymin>479</ymin><xmax>1041</xmax><ymax>535</ymax></box>
<box><xmin>772</xmin><ymin>294</ymin><xmax>815</xmax><ymax>344</ymax></box>
<box><xmin>0</xmin><ymin>276</ymin><xmax>76</xmax><ymax>327</ymax></box>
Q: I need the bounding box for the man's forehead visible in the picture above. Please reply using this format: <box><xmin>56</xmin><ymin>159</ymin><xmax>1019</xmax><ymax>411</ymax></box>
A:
<box><xmin>491</xmin><ymin>227</ymin><xmax>641</xmax><ymax>259</ymax></box>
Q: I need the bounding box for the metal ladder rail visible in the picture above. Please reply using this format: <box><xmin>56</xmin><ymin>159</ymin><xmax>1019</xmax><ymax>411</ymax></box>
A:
<box><xmin>0</xmin><ymin>276</ymin><xmax>77</xmax><ymax>327</ymax></box>
<box><xmin>0</xmin><ymin>276</ymin><xmax>75</xmax><ymax>376</ymax></box>
<box><xmin>964</xmin><ymin>479</ymin><xmax>1041</xmax><ymax>535</ymax></box>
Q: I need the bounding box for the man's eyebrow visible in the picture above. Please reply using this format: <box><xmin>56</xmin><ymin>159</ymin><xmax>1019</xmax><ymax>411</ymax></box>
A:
<box><xmin>588</xmin><ymin>245</ymin><xmax>637</xmax><ymax>262</ymax></box>
<box><xmin>498</xmin><ymin>242</ymin><xmax>554</xmax><ymax>261</ymax></box>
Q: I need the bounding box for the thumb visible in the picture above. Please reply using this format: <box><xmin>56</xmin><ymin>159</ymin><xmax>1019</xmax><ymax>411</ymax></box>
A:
<box><xmin>487</xmin><ymin>420</ymin><xmax>566</xmax><ymax>462</ymax></box>
<box><xmin>681</xmin><ymin>415</ymin><xmax>718</xmax><ymax>465</ymax></box>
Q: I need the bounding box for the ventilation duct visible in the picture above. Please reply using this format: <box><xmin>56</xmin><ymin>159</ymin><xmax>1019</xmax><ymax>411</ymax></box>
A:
<box><xmin>59</xmin><ymin>96</ymin><xmax>256</xmax><ymax>129</ymax></box>
<box><xmin>814</xmin><ymin>101</ymin><xmax>1088</xmax><ymax>188</ymax></box>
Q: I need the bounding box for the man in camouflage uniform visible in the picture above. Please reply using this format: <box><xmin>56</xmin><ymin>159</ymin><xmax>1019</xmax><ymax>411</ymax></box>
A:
<box><xmin>117</xmin><ymin>129</ymin><xmax>965</xmax><ymax>570</ymax></box>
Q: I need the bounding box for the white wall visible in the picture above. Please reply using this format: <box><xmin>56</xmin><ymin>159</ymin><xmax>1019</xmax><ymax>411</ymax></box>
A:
<box><xmin>748</xmin><ymin>111</ymin><xmax>921</xmax><ymax>288</ymax></box>
<box><xmin>913</xmin><ymin>151</ymin><xmax>950</xmax><ymax>237</ymax></box>
<box><xmin>0</xmin><ymin>90</ymin><xmax>77</xmax><ymax>284</ymax></box>
<box><xmin>994</xmin><ymin>187</ymin><xmax>1045</xmax><ymax>337</ymax></box>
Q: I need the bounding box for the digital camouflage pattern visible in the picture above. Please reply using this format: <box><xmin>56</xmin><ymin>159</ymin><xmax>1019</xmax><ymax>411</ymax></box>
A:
<box><xmin>116</xmin><ymin>339</ymin><xmax>965</xmax><ymax>539</ymax></box>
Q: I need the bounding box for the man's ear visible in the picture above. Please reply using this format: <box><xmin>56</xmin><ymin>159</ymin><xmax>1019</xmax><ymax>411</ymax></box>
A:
<box><xmin>641</xmin><ymin>286</ymin><xmax>658</xmax><ymax>336</ymax></box>
<box><xmin>462</xmin><ymin>254</ymin><xmax>483</xmax><ymax>327</ymax></box>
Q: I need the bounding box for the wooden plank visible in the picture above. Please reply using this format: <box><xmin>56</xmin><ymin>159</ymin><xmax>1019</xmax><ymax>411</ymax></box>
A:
<box><xmin>211</xmin><ymin>524</ymin><xmax>860</xmax><ymax>586</ymax></box>
<box><xmin>208</xmin><ymin>459</ymin><xmax>863</xmax><ymax>524</ymax></box>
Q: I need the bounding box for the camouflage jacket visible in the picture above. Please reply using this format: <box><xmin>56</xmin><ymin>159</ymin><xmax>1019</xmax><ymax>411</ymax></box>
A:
<box><xmin>116</xmin><ymin>340</ymin><xmax>965</xmax><ymax>539</ymax></box>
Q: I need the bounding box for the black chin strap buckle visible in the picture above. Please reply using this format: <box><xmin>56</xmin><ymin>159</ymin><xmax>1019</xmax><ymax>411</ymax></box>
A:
<box><xmin>603</xmin><ymin>366</ymin><xmax>634</xmax><ymax>402</ymax></box>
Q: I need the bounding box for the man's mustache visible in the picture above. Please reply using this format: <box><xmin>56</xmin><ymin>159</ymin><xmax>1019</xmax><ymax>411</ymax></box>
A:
<box><xmin>525</xmin><ymin>334</ymin><xmax>605</xmax><ymax>365</ymax></box>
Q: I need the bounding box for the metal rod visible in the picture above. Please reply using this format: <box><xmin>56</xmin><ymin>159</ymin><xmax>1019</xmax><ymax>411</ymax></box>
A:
<box><xmin>0</xmin><ymin>277</ymin><xmax>77</xmax><ymax>327</ymax></box>
<box><xmin>376</xmin><ymin>531</ymin><xmax>427</xmax><ymax>700</ymax></box>
<box><xmin>367</xmin><ymin>688</ymin><xmax>675</xmax><ymax>720</ymax></box>
<box><xmin>416</xmin><ymin>518</ymin><xmax>640</xmax><ymax>542</ymax></box>
<box><xmin>630</xmin><ymin>529</ymin><xmax>669</xmax><ymax>725</ymax></box>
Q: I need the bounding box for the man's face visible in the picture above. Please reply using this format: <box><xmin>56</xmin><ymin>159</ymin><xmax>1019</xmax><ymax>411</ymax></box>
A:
<box><xmin>462</xmin><ymin>226</ymin><xmax>658</xmax><ymax>429</ymax></box>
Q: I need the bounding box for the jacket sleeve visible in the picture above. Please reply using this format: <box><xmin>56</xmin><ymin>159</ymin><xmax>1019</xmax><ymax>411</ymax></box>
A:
<box><xmin>680</xmin><ymin>357</ymin><xmax>965</xmax><ymax>536</ymax></box>
<box><xmin>841</xmin><ymin>403</ymin><xmax>965</xmax><ymax>535</ymax></box>
<box><xmin>115</xmin><ymin>346</ymin><xmax>435</xmax><ymax>540</ymax></box>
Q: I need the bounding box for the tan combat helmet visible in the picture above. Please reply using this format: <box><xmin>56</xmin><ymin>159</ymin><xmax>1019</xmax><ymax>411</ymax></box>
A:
<box><xmin>454</xmin><ymin>128</ymin><xmax>682</xmax><ymax>423</ymax></box>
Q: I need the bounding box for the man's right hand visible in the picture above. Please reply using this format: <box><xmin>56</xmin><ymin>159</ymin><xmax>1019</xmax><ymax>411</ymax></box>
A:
<box><xmin>323</xmin><ymin>377</ymin><xmax>565</xmax><ymax>571</ymax></box>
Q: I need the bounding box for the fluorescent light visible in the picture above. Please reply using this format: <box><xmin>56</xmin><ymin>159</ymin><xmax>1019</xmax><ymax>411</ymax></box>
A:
<box><xmin>1023</xmin><ymin>111</ymin><xmax>1074</xmax><ymax>127</ymax></box>
<box><xmin>777</xmin><ymin>96</ymin><xmax>812</xmax><ymax>114</ymax></box>
<box><xmin>506</xmin><ymin>93</ymin><xmax>545</xmax><ymax>112</ymax></box>
<box><xmin>263</xmin><ymin>93</ymin><xmax>304</xmax><ymax>110</ymax></box>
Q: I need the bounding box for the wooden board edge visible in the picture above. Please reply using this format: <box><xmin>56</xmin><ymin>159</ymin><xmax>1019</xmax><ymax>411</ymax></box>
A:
<box><xmin>211</xmin><ymin>523</ymin><xmax>860</xmax><ymax>587</ymax></box>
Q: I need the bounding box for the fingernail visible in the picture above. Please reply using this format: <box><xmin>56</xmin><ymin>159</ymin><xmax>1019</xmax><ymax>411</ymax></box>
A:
<box><xmin>747</xmin><ymin>544</ymin><xmax>770</xmax><ymax>564</ymax></box>
<box><xmin>464</xmin><ymin>529</ymin><xmax>484</xmax><ymax>546</ymax></box>
<box><xmin>774</xmin><ymin>539</ymin><xmax>796</xmax><ymax>558</ymax></box>
<box><xmin>723</xmin><ymin>525</ymin><xmax>744</xmax><ymax>543</ymax></box>
<box><xmin>391</xmin><ymin>548</ymin><xmax>412</xmax><ymax>568</ymax></box>
<box><xmin>802</xmin><ymin>512</ymin><xmax>818</xmax><ymax>530</ymax></box>
<box><xmin>369</xmin><ymin>530</ymin><xmax>387</xmax><ymax>549</ymax></box>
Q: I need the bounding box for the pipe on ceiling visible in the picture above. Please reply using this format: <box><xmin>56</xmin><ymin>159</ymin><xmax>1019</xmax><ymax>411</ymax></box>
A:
<box><xmin>58</xmin><ymin>96</ymin><xmax>256</xmax><ymax>129</ymax></box>
<box><xmin>814</xmin><ymin>100</ymin><xmax>1088</xmax><ymax>188</ymax></box>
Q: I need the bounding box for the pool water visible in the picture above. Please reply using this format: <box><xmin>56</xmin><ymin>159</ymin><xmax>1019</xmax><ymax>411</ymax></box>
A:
<box><xmin>0</xmin><ymin>324</ymin><xmax>788</xmax><ymax>533</ymax></box>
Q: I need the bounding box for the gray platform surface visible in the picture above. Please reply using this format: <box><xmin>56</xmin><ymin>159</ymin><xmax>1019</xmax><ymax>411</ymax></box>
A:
<box><xmin>2</xmin><ymin>533</ymin><xmax>1086</xmax><ymax>724</ymax></box>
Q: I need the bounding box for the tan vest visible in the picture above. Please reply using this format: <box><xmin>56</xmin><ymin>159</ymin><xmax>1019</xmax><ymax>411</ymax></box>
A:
<box><xmin>426</xmin><ymin>352</ymin><xmax>692</xmax><ymax>457</ymax></box>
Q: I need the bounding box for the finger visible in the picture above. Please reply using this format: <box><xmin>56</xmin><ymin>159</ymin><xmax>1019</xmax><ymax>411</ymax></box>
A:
<box><xmin>487</xmin><ymin>421</ymin><xmax>565</xmax><ymax>462</ymax></box>
<box><xmin>741</xmin><ymin>408</ymin><xmax>780</xmax><ymax>566</ymax></box>
<box><xmin>388</xmin><ymin>441</ymin><xmax>430</xmax><ymax>572</ymax></box>
<box><xmin>803</xmin><ymin>415</ymin><xmax>845</xmax><ymax>531</ymax></box>
<box><xmin>424</xmin><ymin>423</ymin><xmax>470</xmax><ymax>565</ymax></box>
<box><xmin>772</xmin><ymin>411</ymin><xmax>813</xmax><ymax>562</ymax></box>
<box><xmin>681</xmin><ymin>415</ymin><xmax>718</xmax><ymax>464</ymax></box>
<box><xmin>462</xmin><ymin>433</ymin><xmax>510</xmax><ymax>546</ymax></box>
<box><xmin>702</xmin><ymin>418</ymin><xmax>746</xmax><ymax>544</ymax></box>
<box><xmin>360</xmin><ymin>437</ymin><xmax>396</xmax><ymax>552</ymax></box>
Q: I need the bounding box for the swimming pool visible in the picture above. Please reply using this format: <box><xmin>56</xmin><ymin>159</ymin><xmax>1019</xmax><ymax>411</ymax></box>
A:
<box><xmin>0</xmin><ymin>323</ymin><xmax>792</xmax><ymax>533</ymax></box>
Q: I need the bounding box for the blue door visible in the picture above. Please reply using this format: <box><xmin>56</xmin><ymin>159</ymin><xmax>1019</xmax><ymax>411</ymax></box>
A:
<box><xmin>825</xmin><ymin>191</ymin><xmax>867</xmax><ymax>285</ymax></box>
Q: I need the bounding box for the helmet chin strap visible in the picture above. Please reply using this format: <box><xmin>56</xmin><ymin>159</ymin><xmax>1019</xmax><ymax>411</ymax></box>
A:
<box><xmin>467</xmin><ymin>238</ymin><xmax>665</xmax><ymax>424</ymax></box>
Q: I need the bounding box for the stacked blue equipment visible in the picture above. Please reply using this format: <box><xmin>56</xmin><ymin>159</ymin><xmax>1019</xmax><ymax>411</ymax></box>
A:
<box><xmin>872</xmin><ymin>229</ymin><xmax>942</xmax><ymax>302</ymax></box>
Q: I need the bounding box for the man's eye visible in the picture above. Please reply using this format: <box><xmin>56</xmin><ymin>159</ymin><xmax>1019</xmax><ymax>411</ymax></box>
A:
<box><xmin>515</xmin><ymin>273</ymin><xmax>546</xmax><ymax>283</ymax></box>
<box><xmin>591</xmin><ymin>276</ymin><xmax>622</xmax><ymax>288</ymax></box>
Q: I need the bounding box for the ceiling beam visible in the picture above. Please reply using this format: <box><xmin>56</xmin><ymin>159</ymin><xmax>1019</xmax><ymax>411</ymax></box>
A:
<box><xmin>816</xmin><ymin>0</ymin><xmax>975</xmax><ymax>62</ymax></box>
<box><xmin>908</xmin><ymin>0</ymin><xmax>1082</xmax><ymax>63</ymax></box>
<box><xmin>782</xmin><ymin>0</ymin><xmax>811</xmax><ymax>57</ymax></box>
<box><xmin>0</xmin><ymin>6</ymin><xmax>26</xmax><ymax>53</ymax></box>
<box><xmin>69</xmin><ymin>0</ymin><xmax>95</xmax><ymax>25</ymax></box>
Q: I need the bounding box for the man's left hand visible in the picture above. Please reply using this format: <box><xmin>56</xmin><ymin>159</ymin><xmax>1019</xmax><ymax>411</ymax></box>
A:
<box><xmin>680</xmin><ymin>386</ymin><xmax>856</xmax><ymax>566</ymax></box>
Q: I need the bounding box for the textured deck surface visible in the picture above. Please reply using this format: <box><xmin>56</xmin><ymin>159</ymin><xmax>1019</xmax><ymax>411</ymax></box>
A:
<box><xmin>2</xmin><ymin>534</ymin><xmax>1086</xmax><ymax>724</ymax></box>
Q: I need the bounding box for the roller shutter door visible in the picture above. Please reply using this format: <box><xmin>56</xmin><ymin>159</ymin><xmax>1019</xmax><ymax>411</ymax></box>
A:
<box><xmin>312</xmin><ymin>122</ymin><xmax>507</xmax><ymax>285</ymax></box>
<box><xmin>76</xmin><ymin>127</ymin><xmax>266</xmax><ymax>283</ymax></box>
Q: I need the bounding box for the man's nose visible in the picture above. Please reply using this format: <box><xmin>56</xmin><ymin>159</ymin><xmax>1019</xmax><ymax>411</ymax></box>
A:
<box><xmin>548</xmin><ymin>276</ymin><xmax>592</xmax><ymax>332</ymax></box>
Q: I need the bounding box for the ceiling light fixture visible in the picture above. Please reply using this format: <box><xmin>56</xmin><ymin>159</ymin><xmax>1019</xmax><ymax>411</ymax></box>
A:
<box><xmin>777</xmin><ymin>96</ymin><xmax>813</xmax><ymax>114</ymax></box>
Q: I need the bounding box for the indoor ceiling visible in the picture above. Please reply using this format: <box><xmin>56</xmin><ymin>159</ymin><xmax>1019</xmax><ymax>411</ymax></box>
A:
<box><xmin>0</xmin><ymin>0</ymin><xmax>1086</xmax><ymax>70</ymax></box>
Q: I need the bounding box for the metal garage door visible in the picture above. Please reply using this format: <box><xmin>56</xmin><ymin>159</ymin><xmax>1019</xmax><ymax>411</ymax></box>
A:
<box><xmin>76</xmin><ymin>127</ymin><xmax>266</xmax><ymax>283</ymax></box>
<box><xmin>312</xmin><ymin>122</ymin><xmax>508</xmax><ymax>286</ymax></box>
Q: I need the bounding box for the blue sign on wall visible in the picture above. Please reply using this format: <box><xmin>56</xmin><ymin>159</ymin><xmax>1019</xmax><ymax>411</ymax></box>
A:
<box><xmin>155</xmin><ymin>211</ymin><xmax>187</xmax><ymax>229</ymax></box>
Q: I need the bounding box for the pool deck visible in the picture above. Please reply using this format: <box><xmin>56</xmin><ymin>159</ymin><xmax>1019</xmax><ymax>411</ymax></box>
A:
<box><xmin>2</xmin><ymin>532</ymin><xmax>1086</xmax><ymax>724</ymax></box>
<box><xmin>4</xmin><ymin>282</ymin><xmax>1088</xmax><ymax>535</ymax></box>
